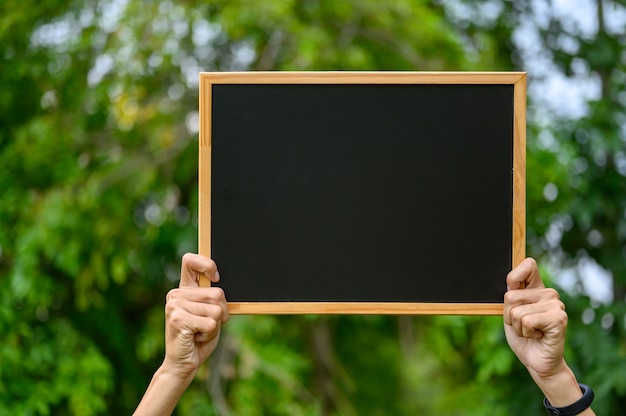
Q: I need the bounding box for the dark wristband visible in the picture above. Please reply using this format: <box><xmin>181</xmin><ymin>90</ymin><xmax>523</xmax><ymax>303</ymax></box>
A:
<box><xmin>544</xmin><ymin>383</ymin><xmax>594</xmax><ymax>416</ymax></box>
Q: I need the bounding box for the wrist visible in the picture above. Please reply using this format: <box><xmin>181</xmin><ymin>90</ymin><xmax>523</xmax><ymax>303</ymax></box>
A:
<box><xmin>529</xmin><ymin>360</ymin><xmax>583</xmax><ymax>407</ymax></box>
<box><xmin>160</xmin><ymin>358</ymin><xmax>199</xmax><ymax>384</ymax></box>
<box><xmin>133</xmin><ymin>364</ymin><xmax>196</xmax><ymax>416</ymax></box>
<box><xmin>544</xmin><ymin>384</ymin><xmax>594</xmax><ymax>416</ymax></box>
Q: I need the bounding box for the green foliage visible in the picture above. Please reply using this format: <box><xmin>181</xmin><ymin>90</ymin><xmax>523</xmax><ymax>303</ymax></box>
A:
<box><xmin>1</xmin><ymin>0</ymin><xmax>625</xmax><ymax>414</ymax></box>
<box><xmin>508</xmin><ymin>0</ymin><xmax>626</xmax><ymax>412</ymax></box>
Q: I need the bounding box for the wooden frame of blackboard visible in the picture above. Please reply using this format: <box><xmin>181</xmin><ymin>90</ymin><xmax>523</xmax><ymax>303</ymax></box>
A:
<box><xmin>198</xmin><ymin>71</ymin><xmax>526</xmax><ymax>315</ymax></box>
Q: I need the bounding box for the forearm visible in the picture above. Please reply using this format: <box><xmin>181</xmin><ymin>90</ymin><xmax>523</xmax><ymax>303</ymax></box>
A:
<box><xmin>133</xmin><ymin>364</ymin><xmax>196</xmax><ymax>416</ymax></box>
<box><xmin>530</xmin><ymin>359</ymin><xmax>595</xmax><ymax>415</ymax></box>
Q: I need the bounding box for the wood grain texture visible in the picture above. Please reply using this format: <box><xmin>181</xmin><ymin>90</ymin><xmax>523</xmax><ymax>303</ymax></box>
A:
<box><xmin>512</xmin><ymin>74</ymin><xmax>527</xmax><ymax>269</ymax></box>
<box><xmin>198</xmin><ymin>71</ymin><xmax>526</xmax><ymax>312</ymax></box>
<box><xmin>227</xmin><ymin>302</ymin><xmax>504</xmax><ymax>315</ymax></box>
<box><xmin>200</xmin><ymin>71</ymin><xmax>526</xmax><ymax>85</ymax></box>
<box><xmin>198</xmin><ymin>75</ymin><xmax>212</xmax><ymax>287</ymax></box>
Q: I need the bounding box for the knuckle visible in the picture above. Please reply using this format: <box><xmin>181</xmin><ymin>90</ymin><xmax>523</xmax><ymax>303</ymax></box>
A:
<box><xmin>165</xmin><ymin>288</ymin><xmax>178</xmax><ymax>302</ymax></box>
<box><xmin>503</xmin><ymin>290</ymin><xmax>521</xmax><ymax>307</ymax></box>
<box><xmin>206</xmin><ymin>317</ymin><xmax>219</xmax><ymax>332</ymax></box>
<box><xmin>509</xmin><ymin>307</ymin><xmax>522</xmax><ymax>325</ymax></box>
<box><xmin>165</xmin><ymin>294</ymin><xmax>183</xmax><ymax>315</ymax></box>
<box><xmin>548</xmin><ymin>297</ymin><xmax>565</xmax><ymax>310</ymax></box>
<box><xmin>182</xmin><ymin>252</ymin><xmax>195</xmax><ymax>264</ymax></box>
<box><xmin>524</xmin><ymin>257</ymin><xmax>538</xmax><ymax>269</ymax></box>
<box><xmin>165</xmin><ymin>300</ymin><xmax>177</xmax><ymax>315</ymax></box>
<box><xmin>167</xmin><ymin>308</ymin><xmax>185</xmax><ymax>326</ymax></box>
<box><xmin>518</xmin><ymin>313</ymin><xmax>528</xmax><ymax>327</ymax></box>
<box><xmin>208</xmin><ymin>301</ymin><xmax>229</xmax><ymax>323</ymax></box>
<box><xmin>210</xmin><ymin>286</ymin><xmax>225</xmax><ymax>299</ymax></box>
<box><xmin>545</xmin><ymin>288</ymin><xmax>560</xmax><ymax>300</ymax></box>
<box><xmin>556</xmin><ymin>309</ymin><xmax>568</xmax><ymax>326</ymax></box>
<box><xmin>206</xmin><ymin>303</ymin><xmax>223</xmax><ymax>318</ymax></box>
<box><xmin>205</xmin><ymin>259</ymin><xmax>218</xmax><ymax>274</ymax></box>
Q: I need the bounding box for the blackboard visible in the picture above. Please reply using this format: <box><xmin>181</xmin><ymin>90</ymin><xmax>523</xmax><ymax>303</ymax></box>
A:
<box><xmin>198</xmin><ymin>72</ymin><xmax>526</xmax><ymax>315</ymax></box>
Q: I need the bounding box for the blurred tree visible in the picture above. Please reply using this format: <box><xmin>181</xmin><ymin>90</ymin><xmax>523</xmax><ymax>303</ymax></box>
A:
<box><xmin>0</xmin><ymin>1</ymin><xmax>206</xmax><ymax>413</ymax></box>
<box><xmin>510</xmin><ymin>0</ymin><xmax>626</xmax><ymax>413</ymax></box>
<box><xmin>1</xmin><ymin>0</ymin><xmax>624</xmax><ymax>415</ymax></box>
<box><xmin>439</xmin><ymin>0</ymin><xmax>626</xmax><ymax>413</ymax></box>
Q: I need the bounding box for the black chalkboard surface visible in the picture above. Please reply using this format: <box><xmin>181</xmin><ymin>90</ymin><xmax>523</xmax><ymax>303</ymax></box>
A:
<box><xmin>198</xmin><ymin>72</ymin><xmax>526</xmax><ymax>315</ymax></box>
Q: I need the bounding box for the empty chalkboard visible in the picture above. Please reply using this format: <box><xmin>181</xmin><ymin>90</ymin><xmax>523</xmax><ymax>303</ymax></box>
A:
<box><xmin>198</xmin><ymin>72</ymin><xmax>526</xmax><ymax>315</ymax></box>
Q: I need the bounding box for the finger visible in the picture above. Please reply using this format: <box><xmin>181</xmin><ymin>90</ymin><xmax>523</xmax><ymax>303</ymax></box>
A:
<box><xmin>166</xmin><ymin>298</ymin><xmax>223</xmax><ymax>340</ymax></box>
<box><xmin>503</xmin><ymin>288</ymin><xmax>561</xmax><ymax>326</ymax></box>
<box><xmin>167</xmin><ymin>287</ymin><xmax>226</xmax><ymax>304</ymax></box>
<box><xmin>507</xmin><ymin>298</ymin><xmax>566</xmax><ymax>338</ymax></box>
<box><xmin>167</xmin><ymin>299</ymin><xmax>227</xmax><ymax>328</ymax></box>
<box><xmin>175</xmin><ymin>311</ymin><xmax>221</xmax><ymax>341</ymax></box>
<box><xmin>180</xmin><ymin>253</ymin><xmax>219</xmax><ymax>287</ymax></box>
<box><xmin>194</xmin><ymin>326</ymin><xmax>221</xmax><ymax>344</ymax></box>
<box><xmin>166</xmin><ymin>287</ymin><xmax>229</xmax><ymax>323</ymax></box>
<box><xmin>506</xmin><ymin>258</ymin><xmax>544</xmax><ymax>291</ymax></box>
<box><xmin>519</xmin><ymin>307</ymin><xmax>567</xmax><ymax>341</ymax></box>
<box><xmin>504</xmin><ymin>287</ymin><xmax>561</xmax><ymax>311</ymax></box>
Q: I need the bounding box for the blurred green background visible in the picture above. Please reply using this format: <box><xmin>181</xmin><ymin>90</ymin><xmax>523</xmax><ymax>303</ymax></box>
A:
<box><xmin>1</xmin><ymin>0</ymin><xmax>625</xmax><ymax>414</ymax></box>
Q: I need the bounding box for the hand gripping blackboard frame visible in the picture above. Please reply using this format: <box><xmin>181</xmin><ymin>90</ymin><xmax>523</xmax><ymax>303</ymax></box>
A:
<box><xmin>198</xmin><ymin>72</ymin><xmax>526</xmax><ymax>315</ymax></box>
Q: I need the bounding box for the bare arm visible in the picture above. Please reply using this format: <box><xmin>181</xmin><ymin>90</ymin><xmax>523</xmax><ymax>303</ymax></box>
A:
<box><xmin>134</xmin><ymin>254</ymin><xmax>229</xmax><ymax>416</ymax></box>
<box><xmin>504</xmin><ymin>258</ymin><xmax>594</xmax><ymax>415</ymax></box>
